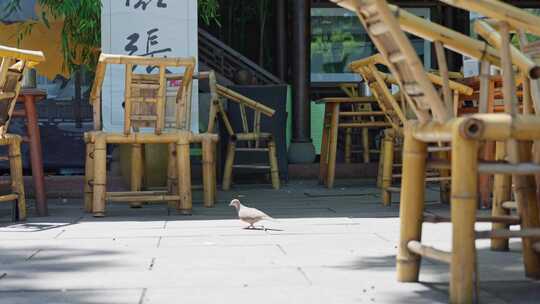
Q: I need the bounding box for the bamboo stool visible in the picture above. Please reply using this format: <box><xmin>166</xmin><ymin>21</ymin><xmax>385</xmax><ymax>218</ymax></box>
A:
<box><xmin>317</xmin><ymin>96</ymin><xmax>391</xmax><ymax>189</ymax></box>
<box><xmin>332</xmin><ymin>1</ymin><xmax>540</xmax><ymax>303</ymax></box>
<box><xmin>0</xmin><ymin>45</ymin><xmax>45</xmax><ymax>221</ymax></box>
<box><xmin>205</xmin><ymin>77</ymin><xmax>280</xmax><ymax>190</ymax></box>
<box><xmin>84</xmin><ymin>54</ymin><xmax>218</xmax><ymax>217</ymax></box>
<box><xmin>339</xmin><ymin>83</ymin><xmax>381</xmax><ymax>164</ymax></box>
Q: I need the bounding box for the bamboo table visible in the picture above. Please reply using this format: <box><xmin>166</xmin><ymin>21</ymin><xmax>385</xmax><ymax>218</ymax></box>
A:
<box><xmin>317</xmin><ymin>96</ymin><xmax>391</xmax><ymax>188</ymax></box>
<box><xmin>13</xmin><ymin>88</ymin><xmax>47</xmax><ymax>216</ymax></box>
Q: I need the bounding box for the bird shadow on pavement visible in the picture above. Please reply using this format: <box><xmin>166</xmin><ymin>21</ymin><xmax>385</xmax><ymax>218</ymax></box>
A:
<box><xmin>243</xmin><ymin>226</ymin><xmax>284</xmax><ymax>232</ymax></box>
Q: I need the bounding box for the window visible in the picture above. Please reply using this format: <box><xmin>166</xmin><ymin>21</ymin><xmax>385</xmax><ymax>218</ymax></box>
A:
<box><xmin>310</xmin><ymin>7</ymin><xmax>432</xmax><ymax>83</ymax></box>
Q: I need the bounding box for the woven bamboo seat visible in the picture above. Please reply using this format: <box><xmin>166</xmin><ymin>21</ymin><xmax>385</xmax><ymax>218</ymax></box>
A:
<box><xmin>0</xmin><ymin>45</ymin><xmax>45</xmax><ymax>221</ymax></box>
<box><xmin>84</xmin><ymin>54</ymin><xmax>218</xmax><ymax>217</ymax></box>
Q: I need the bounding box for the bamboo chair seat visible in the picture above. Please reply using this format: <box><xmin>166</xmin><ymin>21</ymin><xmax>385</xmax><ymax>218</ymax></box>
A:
<box><xmin>332</xmin><ymin>0</ymin><xmax>540</xmax><ymax>302</ymax></box>
<box><xmin>85</xmin><ymin>54</ymin><xmax>218</xmax><ymax>217</ymax></box>
<box><xmin>203</xmin><ymin>71</ymin><xmax>280</xmax><ymax>190</ymax></box>
<box><xmin>0</xmin><ymin>45</ymin><xmax>45</xmax><ymax>221</ymax></box>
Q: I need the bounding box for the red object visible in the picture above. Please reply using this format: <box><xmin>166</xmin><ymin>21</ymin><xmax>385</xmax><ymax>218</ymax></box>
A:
<box><xmin>13</xmin><ymin>88</ymin><xmax>47</xmax><ymax>216</ymax></box>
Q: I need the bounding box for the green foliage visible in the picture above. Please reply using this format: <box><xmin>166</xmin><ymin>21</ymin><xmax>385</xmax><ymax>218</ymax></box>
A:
<box><xmin>3</xmin><ymin>0</ymin><xmax>220</xmax><ymax>73</ymax></box>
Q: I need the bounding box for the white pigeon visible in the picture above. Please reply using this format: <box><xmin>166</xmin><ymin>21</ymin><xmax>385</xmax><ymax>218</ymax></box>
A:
<box><xmin>229</xmin><ymin>199</ymin><xmax>274</xmax><ymax>229</ymax></box>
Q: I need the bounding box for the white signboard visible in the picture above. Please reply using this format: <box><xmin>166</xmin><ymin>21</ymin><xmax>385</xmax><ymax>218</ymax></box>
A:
<box><xmin>101</xmin><ymin>0</ymin><xmax>198</xmax><ymax>132</ymax></box>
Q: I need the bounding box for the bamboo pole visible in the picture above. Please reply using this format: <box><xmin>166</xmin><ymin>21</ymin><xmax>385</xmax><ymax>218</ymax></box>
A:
<box><xmin>123</xmin><ymin>64</ymin><xmax>133</xmax><ymax>135</ymax></box>
<box><xmin>370</xmin><ymin>0</ymin><xmax>450</xmax><ymax>123</ymax></box>
<box><xmin>407</xmin><ymin>241</ymin><xmax>452</xmax><ymax>264</ymax></box>
<box><xmin>326</xmin><ymin>103</ymin><xmax>340</xmax><ymax>189</ymax></box>
<box><xmin>130</xmin><ymin>144</ymin><xmax>143</xmax><ymax>208</ymax></box>
<box><xmin>491</xmin><ymin>141</ymin><xmax>511</xmax><ymax>251</ymax></box>
<box><xmin>92</xmin><ymin>134</ymin><xmax>107</xmax><ymax>217</ymax></box>
<box><xmin>500</xmin><ymin>22</ymin><xmax>540</xmax><ymax>279</ymax></box>
<box><xmin>176</xmin><ymin>136</ymin><xmax>192</xmax><ymax>214</ymax></box>
<box><xmin>84</xmin><ymin>143</ymin><xmax>95</xmax><ymax>213</ymax></box>
<box><xmin>376</xmin><ymin>133</ymin><xmax>388</xmax><ymax>188</ymax></box>
<box><xmin>156</xmin><ymin>65</ymin><xmax>167</xmax><ymax>134</ymax></box>
<box><xmin>202</xmin><ymin>137</ymin><xmax>216</xmax><ymax>207</ymax></box>
<box><xmin>438</xmin><ymin>0</ymin><xmax>540</xmax><ymax>37</ymax></box>
<box><xmin>99</xmin><ymin>53</ymin><xmax>195</xmax><ymax>67</ymax></box>
<box><xmin>389</xmin><ymin>5</ymin><xmax>501</xmax><ymax>67</ymax></box>
<box><xmin>450</xmin><ymin>123</ymin><xmax>478</xmax><ymax>304</ymax></box>
<box><xmin>362</xmin><ymin>128</ymin><xmax>370</xmax><ymax>163</ymax></box>
<box><xmin>475</xmin><ymin>20</ymin><xmax>540</xmax><ymax>80</ymax></box>
<box><xmin>381</xmin><ymin>129</ymin><xmax>395</xmax><ymax>206</ymax></box>
<box><xmin>222</xmin><ymin>140</ymin><xmax>236</xmax><ymax>191</ymax></box>
<box><xmin>9</xmin><ymin>138</ymin><xmax>25</xmax><ymax>221</ymax></box>
<box><xmin>434</xmin><ymin>41</ymin><xmax>453</xmax><ymax>114</ymax></box>
<box><xmin>85</xmin><ymin>131</ymin><xmax>218</xmax><ymax>145</ymax></box>
<box><xmin>397</xmin><ymin>124</ymin><xmax>427</xmax><ymax>282</ymax></box>
<box><xmin>167</xmin><ymin>143</ymin><xmax>178</xmax><ymax>209</ymax></box>
<box><xmin>319</xmin><ymin>104</ymin><xmax>330</xmax><ymax>185</ymax></box>
<box><xmin>268</xmin><ymin>138</ymin><xmax>280</xmax><ymax>190</ymax></box>
<box><xmin>344</xmin><ymin>128</ymin><xmax>352</xmax><ymax>164</ymax></box>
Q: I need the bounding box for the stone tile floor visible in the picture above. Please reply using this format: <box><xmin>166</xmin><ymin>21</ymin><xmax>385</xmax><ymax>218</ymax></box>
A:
<box><xmin>0</xmin><ymin>179</ymin><xmax>539</xmax><ymax>303</ymax></box>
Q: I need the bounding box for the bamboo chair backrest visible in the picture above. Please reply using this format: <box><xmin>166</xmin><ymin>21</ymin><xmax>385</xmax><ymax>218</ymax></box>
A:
<box><xmin>204</xmin><ymin>74</ymin><xmax>275</xmax><ymax>145</ymax></box>
<box><xmin>350</xmin><ymin>62</ymin><xmax>406</xmax><ymax>130</ymax></box>
<box><xmin>0</xmin><ymin>45</ymin><xmax>45</xmax><ymax>137</ymax></box>
<box><xmin>332</xmin><ymin>0</ymin><xmax>451</xmax><ymax>124</ymax></box>
<box><xmin>215</xmin><ymin>85</ymin><xmax>275</xmax><ymax>139</ymax></box>
<box><xmin>90</xmin><ymin>54</ymin><xmax>196</xmax><ymax>134</ymax></box>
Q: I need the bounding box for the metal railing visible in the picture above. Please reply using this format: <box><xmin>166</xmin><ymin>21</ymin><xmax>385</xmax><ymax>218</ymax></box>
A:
<box><xmin>198</xmin><ymin>28</ymin><xmax>283</xmax><ymax>85</ymax></box>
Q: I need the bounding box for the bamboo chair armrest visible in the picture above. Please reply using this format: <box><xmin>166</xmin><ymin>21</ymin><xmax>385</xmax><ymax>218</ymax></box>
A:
<box><xmin>0</xmin><ymin>45</ymin><xmax>45</xmax><ymax>63</ymax></box>
<box><xmin>216</xmin><ymin>84</ymin><xmax>275</xmax><ymax>117</ymax></box>
<box><xmin>316</xmin><ymin>96</ymin><xmax>378</xmax><ymax>104</ymax></box>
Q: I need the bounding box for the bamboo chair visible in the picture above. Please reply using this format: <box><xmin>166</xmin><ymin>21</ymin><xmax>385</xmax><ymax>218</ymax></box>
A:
<box><xmin>339</xmin><ymin>83</ymin><xmax>381</xmax><ymax>164</ymax></box>
<box><xmin>318</xmin><ymin>95</ymin><xmax>391</xmax><ymax>188</ymax></box>
<box><xmin>206</xmin><ymin>80</ymin><xmax>280</xmax><ymax>190</ymax></box>
<box><xmin>0</xmin><ymin>45</ymin><xmax>45</xmax><ymax>221</ymax></box>
<box><xmin>84</xmin><ymin>54</ymin><xmax>218</xmax><ymax>217</ymax></box>
<box><xmin>350</xmin><ymin>54</ymin><xmax>474</xmax><ymax>206</ymax></box>
<box><xmin>332</xmin><ymin>0</ymin><xmax>540</xmax><ymax>302</ymax></box>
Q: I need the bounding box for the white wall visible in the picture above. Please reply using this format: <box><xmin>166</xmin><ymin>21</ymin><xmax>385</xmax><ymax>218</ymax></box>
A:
<box><xmin>101</xmin><ymin>0</ymin><xmax>198</xmax><ymax>132</ymax></box>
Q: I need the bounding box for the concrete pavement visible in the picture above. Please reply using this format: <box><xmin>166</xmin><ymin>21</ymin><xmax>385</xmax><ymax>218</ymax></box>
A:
<box><xmin>0</xmin><ymin>179</ymin><xmax>539</xmax><ymax>303</ymax></box>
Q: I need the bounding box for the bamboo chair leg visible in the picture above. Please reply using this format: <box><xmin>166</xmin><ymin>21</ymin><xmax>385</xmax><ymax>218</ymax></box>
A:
<box><xmin>176</xmin><ymin>137</ymin><xmax>192</xmax><ymax>215</ymax></box>
<box><xmin>92</xmin><ymin>134</ymin><xmax>107</xmax><ymax>217</ymax></box>
<box><xmin>381</xmin><ymin>129</ymin><xmax>394</xmax><ymax>206</ymax></box>
<box><xmin>326</xmin><ymin>103</ymin><xmax>340</xmax><ymax>189</ymax></box>
<box><xmin>450</xmin><ymin>126</ymin><xmax>478</xmax><ymax>304</ymax></box>
<box><xmin>84</xmin><ymin>142</ymin><xmax>95</xmax><ymax>213</ymax></box>
<box><xmin>491</xmin><ymin>141</ymin><xmax>511</xmax><ymax>251</ymax></box>
<box><xmin>345</xmin><ymin>128</ymin><xmax>352</xmax><ymax>164</ymax></box>
<box><xmin>534</xmin><ymin>140</ymin><xmax>540</xmax><ymax>206</ymax></box>
<box><xmin>268</xmin><ymin>138</ymin><xmax>280</xmax><ymax>190</ymax></box>
<box><xmin>319</xmin><ymin>104</ymin><xmax>330</xmax><ymax>185</ymax></box>
<box><xmin>202</xmin><ymin>138</ymin><xmax>216</xmax><ymax>207</ymax></box>
<box><xmin>222</xmin><ymin>140</ymin><xmax>236</xmax><ymax>191</ymax></box>
<box><xmin>167</xmin><ymin>144</ymin><xmax>178</xmax><ymax>209</ymax></box>
<box><xmin>362</xmin><ymin>127</ymin><xmax>370</xmax><ymax>164</ymax></box>
<box><xmin>479</xmin><ymin>141</ymin><xmax>495</xmax><ymax>208</ymax></box>
<box><xmin>436</xmin><ymin>149</ymin><xmax>451</xmax><ymax>205</ymax></box>
<box><xmin>376</xmin><ymin>136</ymin><xmax>385</xmax><ymax>189</ymax></box>
<box><xmin>9</xmin><ymin>138</ymin><xmax>26</xmax><ymax>221</ymax></box>
<box><xmin>397</xmin><ymin>126</ymin><xmax>427</xmax><ymax>282</ymax></box>
<box><xmin>130</xmin><ymin>144</ymin><xmax>143</xmax><ymax>208</ymax></box>
<box><xmin>514</xmin><ymin>141</ymin><xmax>540</xmax><ymax>279</ymax></box>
